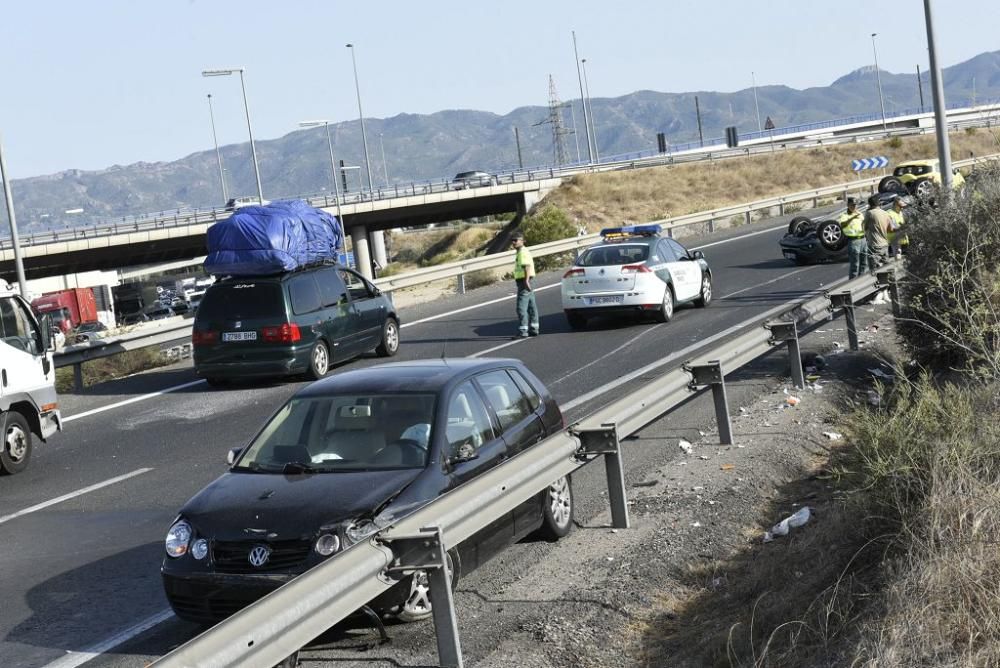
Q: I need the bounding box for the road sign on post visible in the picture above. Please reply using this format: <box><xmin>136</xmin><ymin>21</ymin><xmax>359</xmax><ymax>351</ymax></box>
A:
<box><xmin>850</xmin><ymin>156</ymin><xmax>889</xmax><ymax>172</ymax></box>
<box><xmin>764</xmin><ymin>117</ymin><xmax>775</xmax><ymax>130</ymax></box>
<box><xmin>725</xmin><ymin>126</ymin><xmax>739</xmax><ymax>148</ymax></box>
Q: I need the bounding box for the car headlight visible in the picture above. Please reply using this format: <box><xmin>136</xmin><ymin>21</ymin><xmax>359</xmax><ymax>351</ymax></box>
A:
<box><xmin>315</xmin><ymin>533</ymin><xmax>341</xmax><ymax>556</ymax></box>
<box><xmin>165</xmin><ymin>520</ymin><xmax>192</xmax><ymax>558</ymax></box>
<box><xmin>191</xmin><ymin>538</ymin><xmax>209</xmax><ymax>560</ymax></box>
<box><xmin>344</xmin><ymin>519</ymin><xmax>377</xmax><ymax>545</ymax></box>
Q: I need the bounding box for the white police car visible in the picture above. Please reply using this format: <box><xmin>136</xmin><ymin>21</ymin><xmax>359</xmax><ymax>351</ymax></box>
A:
<box><xmin>561</xmin><ymin>225</ymin><xmax>712</xmax><ymax>329</ymax></box>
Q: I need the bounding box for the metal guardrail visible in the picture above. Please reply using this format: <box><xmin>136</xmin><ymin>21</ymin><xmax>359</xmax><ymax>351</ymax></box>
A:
<box><xmin>151</xmin><ymin>263</ymin><xmax>899</xmax><ymax>668</ymax></box>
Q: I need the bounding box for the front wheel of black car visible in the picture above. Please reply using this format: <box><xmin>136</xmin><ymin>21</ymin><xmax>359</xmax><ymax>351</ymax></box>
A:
<box><xmin>538</xmin><ymin>476</ymin><xmax>574</xmax><ymax>540</ymax></box>
<box><xmin>306</xmin><ymin>341</ymin><xmax>330</xmax><ymax>380</ymax></box>
<box><xmin>395</xmin><ymin>550</ymin><xmax>459</xmax><ymax>623</ymax></box>
<box><xmin>817</xmin><ymin>220</ymin><xmax>846</xmax><ymax>251</ymax></box>
<box><xmin>376</xmin><ymin>318</ymin><xmax>400</xmax><ymax>357</ymax></box>
<box><xmin>787</xmin><ymin>216</ymin><xmax>812</xmax><ymax>236</ymax></box>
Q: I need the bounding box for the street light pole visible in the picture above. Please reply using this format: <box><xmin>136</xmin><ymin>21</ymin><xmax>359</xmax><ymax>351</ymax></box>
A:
<box><xmin>916</xmin><ymin>65</ymin><xmax>925</xmax><ymax>112</ymax></box>
<box><xmin>922</xmin><ymin>0</ymin><xmax>953</xmax><ymax>189</ymax></box>
<box><xmin>298</xmin><ymin>120</ymin><xmax>344</xmax><ymax>224</ymax></box>
<box><xmin>378</xmin><ymin>133</ymin><xmax>389</xmax><ymax>186</ymax></box>
<box><xmin>751</xmin><ymin>71</ymin><xmax>763</xmax><ymax>133</ymax></box>
<box><xmin>0</xmin><ymin>135</ymin><xmax>28</xmax><ymax>298</ymax></box>
<box><xmin>572</xmin><ymin>31</ymin><xmax>593</xmax><ymax>165</ymax></box>
<box><xmin>206</xmin><ymin>94</ymin><xmax>228</xmax><ymax>204</ymax></box>
<box><xmin>871</xmin><ymin>33</ymin><xmax>888</xmax><ymax>131</ymax></box>
<box><xmin>202</xmin><ymin>67</ymin><xmax>264</xmax><ymax>204</ymax></box>
<box><xmin>581</xmin><ymin>58</ymin><xmax>599</xmax><ymax>164</ymax></box>
<box><xmin>346</xmin><ymin>44</ymin><xmax>374</xmax><ymax>196</ymax></box>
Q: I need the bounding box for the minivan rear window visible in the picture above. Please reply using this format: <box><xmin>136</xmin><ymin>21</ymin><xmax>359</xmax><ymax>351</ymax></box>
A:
<box><xmin>198</xmin><ymin>283</ymin><xmax>284</xmax><ymax>320</ymax></box>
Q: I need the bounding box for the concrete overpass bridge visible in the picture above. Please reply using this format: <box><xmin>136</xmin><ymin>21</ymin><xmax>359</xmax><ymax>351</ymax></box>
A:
<box><xmin>0</xmin><ymin>178</ymin><xmax>559</xmax><ymax>281</ymax></box>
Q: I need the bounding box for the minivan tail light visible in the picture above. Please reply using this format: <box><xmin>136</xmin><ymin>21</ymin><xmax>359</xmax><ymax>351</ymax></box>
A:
<box><xmin>262</xmin><ymin>323</ymin><xmax>302</xmax><ymax>343</ymax></box>
<box><xmin>620</xmin><ymin>264</ymin><xmax>651</xmax><ymax>274</ymax></box>
<box><xmin>563</xmin><ymin>268</ymin><xmax>585</xmax><ymax>279</ymax></box>
<box><xmin>192</xmin><ymin>330</ymin><xmax>218</xmax><ymax>346</ymax></box>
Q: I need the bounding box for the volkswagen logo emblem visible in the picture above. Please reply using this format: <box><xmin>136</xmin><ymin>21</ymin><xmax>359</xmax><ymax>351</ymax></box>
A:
<box><xmin>248</xmin><ymin>545</ymin><xmax>271</xmax><ymax>567</ymax></box>
<box><xmin>234</xmin><ymin>320</ymin><xmax>242</xmax><ymax>329</ymax></box>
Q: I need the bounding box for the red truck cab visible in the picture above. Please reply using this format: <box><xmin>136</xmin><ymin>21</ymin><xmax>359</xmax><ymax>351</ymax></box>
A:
<box><xmin>31</xmin><ymin>288</ymin><xmax>98</xmax><ymax>334</ymax></box>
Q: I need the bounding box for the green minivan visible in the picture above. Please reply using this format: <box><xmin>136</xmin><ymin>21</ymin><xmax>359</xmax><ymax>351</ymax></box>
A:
<box><xmin>192</xmin><ymin>263</ymin><xmax>399</xmax><ymax>385</ymax></box>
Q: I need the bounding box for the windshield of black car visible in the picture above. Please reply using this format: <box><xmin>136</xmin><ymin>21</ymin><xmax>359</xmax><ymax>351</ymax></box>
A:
<box><xmin>577</xmin><ymin>244</ymin><xmax>650</xmax><ymax>267</ymax></box>
<box><xmin>234</xmin><ymin>393</ymin><xmax>436</xmax><ymax>472</ymax></box>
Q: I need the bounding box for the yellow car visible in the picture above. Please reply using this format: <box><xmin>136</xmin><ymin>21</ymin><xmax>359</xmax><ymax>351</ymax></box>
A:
<box><xmin>879</xmin><ymin>159</ymin><xmax>965</xmax><ymax>198</ymax></box>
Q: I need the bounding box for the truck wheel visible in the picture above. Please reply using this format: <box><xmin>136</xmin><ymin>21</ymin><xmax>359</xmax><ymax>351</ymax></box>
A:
<box><xmin>1</xmin><ymin>412</ymin><xmax>32</xmax><ymax>475</ymax></box>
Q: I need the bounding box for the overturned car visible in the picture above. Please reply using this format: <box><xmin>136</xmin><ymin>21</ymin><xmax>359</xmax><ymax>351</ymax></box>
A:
<box><xmin>779</xmin><ymin>193</ymin><xmax>899</xmax><ymax>265</ymax></box>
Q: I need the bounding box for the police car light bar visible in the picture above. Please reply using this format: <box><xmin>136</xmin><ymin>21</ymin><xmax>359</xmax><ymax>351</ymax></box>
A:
<box><xmin>600</xmin><ymin>224</ymin><xmax>661</xmax><ymax>238</ymax></box>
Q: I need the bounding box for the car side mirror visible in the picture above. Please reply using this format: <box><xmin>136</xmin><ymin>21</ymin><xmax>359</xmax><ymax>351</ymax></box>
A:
<box><xmin>39</xmin><ymin>314</ymin><xmax>53</xmax><ymax>352</ymax></box>
<box><xmin>690</xmin><ymin>250</ymin><xmax>705</xmax><ymax>260</ymax></box>
<box><xmin>227</xmin><ymin>447</ymin><xmax>243</xmax><ymax>465</ymax></box>
<box><xmin>445</xmin><ymin>442</ymin><xmax>479</xmax><ymax>468</ymax></box>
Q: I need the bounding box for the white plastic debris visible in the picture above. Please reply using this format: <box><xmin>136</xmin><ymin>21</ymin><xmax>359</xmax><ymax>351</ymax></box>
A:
<box><xmin>867</xmin><ymin>390</ymin><xmax>882</xmax><ymax>407</ymax></box>
<box><xmin>678</xmin><ymin>439</ymin><xmax>693</xmax><ymax>455</ymax></box>
<box><xmin>763</xmin><ymin>506</ymin><xmax>812</xmax><ymax>542</ymax></box>
<box><xmin>822</xmin><ymin>431</ymin><xmax>843</xmax><ymax>441</ymax></box>
<box><xmin>868</xmin><ymin>368</ymin><xmax>895</xmax><ymax>382</ymax></box>
<box><xmin>698</xmin><ymin>455</ymin><xmax>710</xmax><ymax>460</ymax></box>
<box><xmin>691</xmin><ymin>521</ymin><xmax>702</xmax><ymax>528</ymax></box>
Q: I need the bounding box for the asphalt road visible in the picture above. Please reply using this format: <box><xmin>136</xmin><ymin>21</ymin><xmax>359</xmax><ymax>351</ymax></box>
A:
<box><xmin>0</xmin><ymin>208</ymin><xmax>850</xmax><ymax>668</ymax></box>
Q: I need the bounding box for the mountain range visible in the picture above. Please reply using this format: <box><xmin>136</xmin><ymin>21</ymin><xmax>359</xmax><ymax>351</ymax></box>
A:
<box><xmin>6</xmin><ymin>50</ymin><xmax>1000</xmax><ymax>234</ymax></box>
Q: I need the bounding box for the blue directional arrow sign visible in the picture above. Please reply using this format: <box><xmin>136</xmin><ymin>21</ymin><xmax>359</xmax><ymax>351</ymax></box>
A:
<box><xmin>852</xmin><ymin>155</ymin><xmax>889</xmax><ymax>172</ymax></box>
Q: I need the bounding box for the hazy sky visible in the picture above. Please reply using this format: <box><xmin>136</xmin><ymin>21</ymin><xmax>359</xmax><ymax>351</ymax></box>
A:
<box><xmin>1</xmin><ymin>0</ymin><xmax>997</xmax><ymax>178</ymax></box>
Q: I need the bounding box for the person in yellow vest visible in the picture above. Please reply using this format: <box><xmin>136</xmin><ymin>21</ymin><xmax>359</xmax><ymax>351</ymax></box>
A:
<box><xmin>887</xmin><ymin>195</ymin><xmax>909</xmax><ymax>256</ymax></box>
<box><xmin>839</xmin><ymin>197</ymin><xmax>866</xmax><ymax>279</ymax></box>
<box><xmin>511</xmin><ymin>230</ymin><xmax>539</xmax><ymax>338</ymax></box>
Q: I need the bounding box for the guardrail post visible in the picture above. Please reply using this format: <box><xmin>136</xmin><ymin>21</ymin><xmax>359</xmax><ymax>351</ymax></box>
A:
<box><xmin>73</xmin><ymin>363</ymin><xmax>84</xmax><ymax>392</ymax></box>
<box><xmin>386</xmin><ymin>527</ymin><xmax>463</xmax><ymax>668</ymax></box>
<box><xmin>876</xmin><ymin>268</ymin><xmax>901</xmax><ymax>318</ymax></box>
<box><xmin>707</xmin><ymin>218</ymin><xmax>716</xmax><ymax>233</ymax></box>
<box><xmin>778</xmin><ymin>199</ymin><xmax>785</xmax><ymax>216</ymax></box>
<box><xmin>684</xmin><ymin>361</ymin><xmax>734</xmax><ymax>445</ymax></box>
<box><xmin>766</xmin><ymin>321</ymin><xmax>805</xmax><ymax>389</ymax></box>
<box><xmin>829</xmin><ymin>291</ymin><xmax>859</xmax><ymax>351</ymax></box>
<box><xmin>456</xmin><ymin>273</ymin><xmax>466</xmax><ymax>295</ymax></box>
<box><xmin>744</xmin><ymin>211</ymin><xmax>752</xmax><ymax>226</ymax></box>
<box><xmin>573</xmin><ymin>423</ymin><xmax>629</xmax><ymax>529</ymax></box>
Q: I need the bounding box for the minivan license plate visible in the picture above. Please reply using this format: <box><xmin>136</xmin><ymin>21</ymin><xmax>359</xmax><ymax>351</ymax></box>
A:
<box><xmin>222</xmin><ymin>331</ymin><xmax>257</xmax><ymax>342</ymax></box>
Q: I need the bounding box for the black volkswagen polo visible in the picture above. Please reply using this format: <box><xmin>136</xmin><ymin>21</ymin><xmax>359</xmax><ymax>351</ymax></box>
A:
<box><xmin>161</xmin><ymin>358</ymin><xmax>572</xmax><ymax>625</ymax></box>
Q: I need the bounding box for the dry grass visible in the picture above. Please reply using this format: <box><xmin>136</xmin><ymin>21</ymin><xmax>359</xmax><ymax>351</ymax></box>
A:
<box><xmin>56</xmin><ymin>348</ymin><xmax>170</xmax><ymax>392</ymax></box>
<box><xmin>543</xmin><ymin>132</ymin><xmax>1000</xmax><ymax>231</ymax></box>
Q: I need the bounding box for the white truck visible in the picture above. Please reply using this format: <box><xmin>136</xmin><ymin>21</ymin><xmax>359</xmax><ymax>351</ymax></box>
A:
<box><xmin>1</xmin><ymin>280</ymin><xmax>61</xmax><ymax>474</ymax></box>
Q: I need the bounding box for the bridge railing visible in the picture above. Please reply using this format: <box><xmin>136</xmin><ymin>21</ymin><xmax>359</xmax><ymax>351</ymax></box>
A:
<box><xmin>149</xmin><ymin>261</ymin><xmax>898</xmax><ymax>668</ymax></box>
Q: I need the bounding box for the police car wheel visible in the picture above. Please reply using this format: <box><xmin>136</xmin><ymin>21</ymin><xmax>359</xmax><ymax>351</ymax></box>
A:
<box><xmin>695</xmin><ymin>274</ymin><xmax>712</xmax><ymax>307</ymax></box>
<box><xmin>655</xmin><ymin>287</ymin><xmax>675</xmax><ymax>323</ymax></box>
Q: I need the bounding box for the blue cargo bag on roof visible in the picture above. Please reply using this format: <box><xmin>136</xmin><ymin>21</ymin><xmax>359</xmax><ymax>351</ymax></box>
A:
<box><xmin>204</xmin><ymin>200</ymin><xmax>344</xmax><ymax>276</ymax></box>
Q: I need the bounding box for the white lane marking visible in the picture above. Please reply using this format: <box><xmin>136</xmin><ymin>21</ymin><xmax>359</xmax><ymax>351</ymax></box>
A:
<box><xmin>560</xmin><ymin>285</ymin><xmax>833</xmax><ymax>413</ymax></box>
<box><xmin>718</xmin><ymin>264</ymin><xmax>818</xmax><ymax>300</ymax></box>
<box><xmin>401</xmin><ymin>283</ymin><xmax>560</xmax><ymax>328</ymax></box>
<box><xmin>693</xmin><ymin>223</ymin><xmax>786</xmax><ymax>249</ymax></box>
<box><xmin>551</xmin><ymin>324</ymin><xmax>663</xmax><ymax>386</ymax></box>
<box><xmin>0</xmin><ymin>468</ymin><xmax>153</xmax><ymax>526</ymax></box>
<box><xmin>62</xmin><ymin>379</ymin><xmax>206</xmax><ymax>423</ymax></box>
<box><xmin>469</xmin><ymin>337</ymin><xmax>530</xmax><ymax>358</ymax></box>
<box><xmin>39</xmin><ymin>608</ymin><xmax>174</xmax><ymax>668</ymax></box>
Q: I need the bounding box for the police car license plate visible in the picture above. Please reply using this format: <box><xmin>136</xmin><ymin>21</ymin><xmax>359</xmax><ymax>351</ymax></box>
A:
<box><xmin>783</xmin><ymin>251</ymin><xmax>798</xmax><ymax>260</ymax></box>
<box><xmin>587</xmin><ymin>295</ymin><xmax>623</xmax><ymax>305</ymax></box>
<box><xmin>222</xmin><ymin>331</ymin><xmax>257</xmax><ymax>342</ymax></box>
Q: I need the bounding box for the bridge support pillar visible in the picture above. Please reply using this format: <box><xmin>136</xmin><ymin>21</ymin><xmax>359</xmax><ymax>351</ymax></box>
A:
<box><xmin>350</xmin><ymin>226</ymin><xmax>373</xmax><ymax>280</ymax></box>
<box><xmin>371</xmin><ymin>230</ymin><xmax>387</xmax><ymax>269</ymax></box>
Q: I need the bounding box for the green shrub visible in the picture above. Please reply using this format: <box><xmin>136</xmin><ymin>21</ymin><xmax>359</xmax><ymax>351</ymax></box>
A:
<box><xmin>896</xmin><ymin>163</ymin><xmax>1000</xmax><ymax>379</ymax></box>
<box><xmin>887</xmin><ymin>135</ymin><xmax>904</xmax><ymax>149</ymax></box>
<box><xmin>464</xmin><ymin>268</ymin><xmax>501</xmax><ymax>290</ymax></box>
<box><xmin>520</xmin><ymin>206</ymin><xmax>577</xmax><ymax>246</ymax></box>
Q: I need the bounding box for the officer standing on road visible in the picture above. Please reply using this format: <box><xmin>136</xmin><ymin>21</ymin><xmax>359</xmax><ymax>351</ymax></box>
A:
<box><xmin>838</xmin><ymin>197</ymin><xmax>866</xmax><ymax>279</ymax></box>
<box><xmin>511</xmin><ymin>230</ymin><xmax>539</xmax><ymax>338</ymax></box>
<box><xmin>887</xmin><ymin>195</ymin><xmax>909</xmax><ymax>256</ymax></box>
<box><xmin>864</xmin><ymin>194</ymin><xmax>893</xmax><ymax>273</ymax></box>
